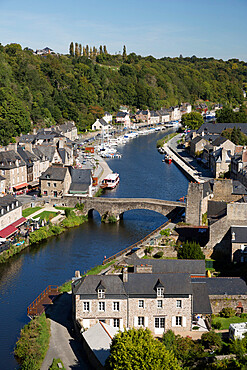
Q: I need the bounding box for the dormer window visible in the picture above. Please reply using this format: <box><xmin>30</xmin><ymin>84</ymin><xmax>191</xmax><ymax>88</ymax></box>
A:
<box><xmin>157</xmin><ymin>288</ymin><xmax>164</xmax><ymax>297</ymax></box>
<box><xmin>98</xmin><ymin>289</ymin><xmax>105</xmax><ymax>299</ymax></box>
<box><xmin>1</xmin><ymin>209</ymin><xmax>4</xmax><ymax>215</ymax></box>
<box><xmin>11</xmin><ymin>203</ymin><xmax>14</xmax><ymax>209</ymax></box>
<box><xmin>7</xmin><ymin>206</ymin><xmax>9</xmax><ymax>212</ymax></box>
<box><xmin>97</xmin><ymin>280</ymin><xmax>106</xmax><ymax>299</ymax></box>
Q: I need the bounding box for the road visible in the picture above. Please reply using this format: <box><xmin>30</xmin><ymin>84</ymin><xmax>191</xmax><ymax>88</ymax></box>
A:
<box><xmin>41</xmin><ymin>293</ymin><xmax>91</xmax><ymax>370</ymax></box>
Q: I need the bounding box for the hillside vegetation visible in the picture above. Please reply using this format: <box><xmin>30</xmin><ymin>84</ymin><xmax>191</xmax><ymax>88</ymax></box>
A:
<box><xmin>0</xmin><ymin>43</ymin><xmax>246</xmax><ymax>145</ymax></box>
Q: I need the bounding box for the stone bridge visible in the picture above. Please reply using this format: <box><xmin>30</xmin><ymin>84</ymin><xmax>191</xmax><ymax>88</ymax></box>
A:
<box><xmin>83</xmin><ymin>197</ymin><xmax>186</xmax><ymax>222</ymax></box>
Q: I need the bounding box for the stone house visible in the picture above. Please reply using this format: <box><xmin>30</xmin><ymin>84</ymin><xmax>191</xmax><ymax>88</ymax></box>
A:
<box><xmin>231</xmin><ymin>226</ymin><xmax>247</xmax><ymax>263</ymax></box>
<box><xmin>0</xmin><ymin>175</ymin><xmax>6</xmax><ymax>196</ymax></box>
<box><xmin>55</xmin><ymin>121</ymin><xmax>78</xmax><ymax>141</ymax></box>
<box><xmin>103</xmin><ymin>112</ymin><xmax>112</xmax><ymax>123</ymax></box>
<box><xmin>180</xmin><ymin>103</ymin><xmax>192</xmax><ymax>115</ymax></box>
<box><xmin>135</xmin><ymin>110</ymin><xmax>150</xmax><ymax>124</ymax></box>
<box><xmin>92</xmin><ymin>118</ymin><xmax>112</xmax><ymax>131</ymax></box>
<box><xmin>150</xmin><ymin>111</ymin><xmax>160</xmax><ymax>125</ymax></box>
<box><xmin>115</xmin><ymin>112</ymin><xmax>131</xmax><ymax>127</ymax></box>
<box><xmin>17</xmin><ymin>147</ymin><xmax>41</xmax><ymax>188</ymax></box>
<box><xmin>0</xmin><ymin>150</ymin><xmax>28</xmax><ymax>193</ymax></box>
<box><xmin>157</xmin><ymin>110</ymin><xmax>170</xmax><ymax>123</ymax></box>
<box><xmin>190</xmin><ymin>136</ymin><xmax>208</xmax><ymax>156</ymax></box>
<box><xmin>0</xmin><ymin>195</ymin><xmax>24</xmax><ymax>238</ymax></box>
<box><xmin>69</xmin><ymin>168</ymin><xmax>93</xmax><ymax>196</ymax></box>
<box><xmin>230</xmin><ymin>149</ymin><xmax>247</xmax><ymax>188</ymax></box>
<box><xmin>72</xmin><ymin>270</ymin><xmax>212</xmax><ymax>335</ymax></box>
<box><xmin>170</xmin><ymin>106</ymin><xmax>182</xmax><ymax>121</ymax></box>
<box><xmin>40</xmin><ymin>166</ymin><xmax>71</xmax><ymax>197</ymax></box>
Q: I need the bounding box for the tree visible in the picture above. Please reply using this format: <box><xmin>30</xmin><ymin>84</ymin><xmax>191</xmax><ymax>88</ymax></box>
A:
<box><xmin>201</xmin><ymin>331</ymin><xmax>223</xmax><ymax>352</ymax></box>
<box><xmin>181</xmin><ymin>112</ymin><xmax>204</xmax><ymax>130</ymax></box>
<box><xmin>75</xmin><ymin>42</ymin><xmax>79</xmax><ymax>57</ymax></box>
<box><xmin>103</xmin><ymin>45</ymin><xmax>107</xmax><ymax>54</ymax></box>
<box><xmin>177</xmin><ymin>241</ymin><xmax>205</xmax><ymax>260</ymax></box>
<box><xmin>105</xmin><ymin>328</ymin><xmax>180</xmax><ymax>370</ymax></box>
<box><xmin>123</xmin><ymin>45</ymin><xmax>127</xmax><ymax>59</ymax></box>
<box><xmin>99</xmin><ymin>45</ymin><xmax>103</xmax><ymax>55</ymax></box>
<box><xmin>85</xmin><ymin>45</ymin><xmax>89</xmax><ymax>56</ymax></box>
<box><xmin>79</xmin><ymin>43</ymin><xmax>82</xmax><ymax>56</ymax></box>
<box><xmin>69</xmin><ymin>42</ymin><xmax>74</xmax><ymax>56</ymax></box>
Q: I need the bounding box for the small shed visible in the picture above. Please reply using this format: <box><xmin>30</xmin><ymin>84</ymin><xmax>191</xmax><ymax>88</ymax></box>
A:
<box><xmin>229</xmin><ymin>322</ymin><xmax>247</xmax><ymax>340</ymax></box>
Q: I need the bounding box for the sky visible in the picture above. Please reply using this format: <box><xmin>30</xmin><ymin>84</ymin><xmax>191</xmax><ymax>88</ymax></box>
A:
<box><xmin>0</xmin><ymin>0</ymin><xmax>246</xmax><ymax>61</ymax></box>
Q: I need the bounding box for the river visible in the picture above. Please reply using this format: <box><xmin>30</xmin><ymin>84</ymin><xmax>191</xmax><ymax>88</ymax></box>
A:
<box><xmin>0</xmin><ymin>129</ymin><xmax>189</xmax><ymax>369</ymax></box>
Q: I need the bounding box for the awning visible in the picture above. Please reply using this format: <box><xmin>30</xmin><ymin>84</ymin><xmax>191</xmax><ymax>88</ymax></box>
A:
<box><xmin>13</xmin><ymin>183</ymin><xmax>28</xmax><ymax>190</ymax></box>
<box><xmin>28</xmin><ymin>181</ymin><xmax>39</xmax><ymax>187</ymax></box>
<box><xmin>0</xmin><ymin>225</ymin><xmax>17</xmax><ymax>238</ymax></box>
<box><xmin>12</xmin><ymin>217</ymin><xmax>27</xmax><ymax>228</ymax></box>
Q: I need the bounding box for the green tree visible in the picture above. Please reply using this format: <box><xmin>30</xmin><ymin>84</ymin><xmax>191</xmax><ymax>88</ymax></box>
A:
<box><xmin>123</xmin><ymin>45</ymin><xmax>127</xmax><ymax>59</ymax></box>
<box><xmin>181</xmin><ymin>112</ymin><xmax>204</xmax><ymax>130</ymax></box>
<box><xmin>200</xmin><ymin>331</ymin><xmax>223</xmax><ymax>351</ymax></box>
<box><xmin>79</xmin><ymin>44</ymin><xmax>82</xmax><ymax>56</ymax></box>
<box><xmin>69</xmin><ymin>42</ymin><xmax>74</xmax><ymax>56</ymax></box>
<box><xmin>177</xmin><ymin>241</ymin><xmax>205</xmax><ymax>260</ymax></box>
<box><xmin>75</xmin><ymin>42</ymin><xmax>79</xmax><ymax>57</ymax></box>
<box><xmin>103</xmin><ymin>45</ymin><xmax>107</xmax><ymax>54</ymax></box>
<box><xmin>105</xmin><ymin>328</ymin><xmax>180</xmax><ymax>370</ymax></box>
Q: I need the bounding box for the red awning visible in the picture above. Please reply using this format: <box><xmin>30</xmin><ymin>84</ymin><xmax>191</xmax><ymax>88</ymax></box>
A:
<box><xmin>0</xmin><ymin>225</ymin><xmax>17</xmax><ymax>238</ymax></box>
<box><xmin>13</xmin><ymin>183</ymin><xmax>28</xmax><ymax>190</ymax></box>
<box><xmin>12</xmin><ymin>217</ymin><xmax>27</xmax><ymax>228</ymax></box>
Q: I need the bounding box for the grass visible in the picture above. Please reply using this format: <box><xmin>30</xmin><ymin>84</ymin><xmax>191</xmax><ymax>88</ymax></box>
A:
<box><xmin>212</xmin><ymin>316</ymin><xmax>247</xmax><ymax>330</ymax></box>
<box><xmin>33</xmin><ymin>211</ymin><xmax>57</xmax><ymax>220</ymax></box>
<box><xmin>22</xmin><ymin>207</ymin><xmax>42</xmax><ymax>217</ymax></box>
<box><xmin>157</xmin><ymin>132</ymin><xmax>178</xmax><ymax>148</ymax></box>
<box><xmin>49</xmin><ymin>359</ymin><xmax>66</xmax><ymax>370</ymax></box>
<box><xmin>15</xmin><ymin>313</ymin><xmax>50</xmax><ymax>369</ymax></box>
<box><xmin>54</xmin><ymin>206</ymin><xmax>74</xmax><ymax>211</ymax></box>
<box><xmin>94</xmin><ymin>188</ymin><xmax>103</xmax><ymax>197</ymax></box>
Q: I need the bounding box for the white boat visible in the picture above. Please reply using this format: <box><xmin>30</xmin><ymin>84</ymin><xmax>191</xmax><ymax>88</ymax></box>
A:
<box><xmin>100</xmin><ymin>173</ymin><xmax>120</xmax><ymax>189</ymax></box>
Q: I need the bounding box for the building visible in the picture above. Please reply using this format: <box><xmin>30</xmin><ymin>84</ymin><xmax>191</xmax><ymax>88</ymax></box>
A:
<box><xmin>92</xmin><ymin>118</ymin><xmax>112</xmax><ymax>131</ymax></box>
<box><xmin>157</xmin><ymin>110</ymin><xmax>170</xmax><ymax>123</ymax></box>
<box><xmin>135</xmin><ymin>110</ymin><xmax>150</xmax><ymax>124</ymax></box>
<box><xmin>72</xmin><ymin>269</ymin><xmax>211</xmax><ymax>335</ymax></box>
<box><xmin>231</xmin><ymin>226</ymin><xmax>247</xmax><ymax>263</ymax></box>
<box><xmin>17</xmin><ymin>147</ymin><xmax>40</xmax><ymax>189</ymax></box>
<box><xmin>69</xmin><ymin>168</ymin><xmax>93</xmax><ymax>197</ymax></box>
<box><xmin>0</xmin><ymin>195</ymin><xmax>25</xmax><ymax>239</ymax></box>
<box><xmin>40</xmin><ymin>166</ymin><xmax>71</xmax><ymax>197</ymax></box>
<box><xmin>150</xmin><ymin>111</ymin><xmax>160</xmax><ymax>125</ymax></box>
<box><xmin>115</xmin><ymin>112</ymin><xmax>131</xmax><ymax>127</ymax></box>
<box><xmin>0</xmin><ymin>150</ymin><xmax>28</xmax><ymax>193</ymax></box>
<box><xmin>55</xmin><ymin>121</ymin><xmax>78</xmax><ymax>141</ymax></box>
<box><xmin>190</xmin><ymin>136</ymin><xmax>208</xmax><ymax>156</ymax></box>
<box><xmin>197</xmin><ymin>123</ymin><xmax>247</xmax><ymax>137</ymax></box>
<box><xmin>103</xmin><ymin>112</ymin><xmax>112</xmax><ymax>124</ymax></box>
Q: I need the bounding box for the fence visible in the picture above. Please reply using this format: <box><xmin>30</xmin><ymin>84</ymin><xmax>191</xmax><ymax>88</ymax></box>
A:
<box><xmin>102</xmin><ymin>219</ymin><xmax>171</xmax><ymax>265</ymax></box>
<box><xmin>27</xmin><ymin>285</ymin><xmax>59</xmax><ymax>317</ymax></box>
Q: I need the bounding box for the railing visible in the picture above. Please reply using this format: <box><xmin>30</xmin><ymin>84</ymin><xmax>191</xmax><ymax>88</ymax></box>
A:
<box><xmin>27</xmin><ymin>285</ymin><xmax>59</xmax><ymax>316</ymax></box>
<box><xmin>102</xmin><ymin>219</ymin><xmax>171</xmax><ymax>265</ymax></box>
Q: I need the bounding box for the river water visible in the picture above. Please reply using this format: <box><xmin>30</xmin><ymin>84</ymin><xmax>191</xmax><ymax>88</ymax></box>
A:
<box><xmin>0</xmin><ymin>129</ymin><xmax>189</xmax><ymax>369</ymax></box>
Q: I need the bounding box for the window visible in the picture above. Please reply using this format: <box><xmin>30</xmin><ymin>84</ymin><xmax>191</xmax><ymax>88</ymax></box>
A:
<box><xmin>83</xmin><ymin>302</ymin><xmax>90</xmax><ymax>312</ymax></box>
<box><xmin>157</xmin><ymin>300</ymin><xmax>163</xmax><ymax>308</ymax></box>
<box><xmin>138</xmin><ymin>317</ymin><xmax>144</xmax><ymax>326</ymax></box>
<box><xmin>113</xmin><ymin>318</ymin><xmax>120</xmax><ymax>328</ymax></box>
<box><xmin>155</xmin><ymin>317</ymin><xmax>165</xmax><ymax>328</ymax></box>
<box><xmin>54</xmin><ymin>183</ymin><xmax>57</xmax><ymax>187</ymax></box>
<box><xmin>54</xmin><ymin>191</ymin><xmax>57</xmax><ymax>198</ymax></box>
<box><xmin>176</xmin><ymin>300</ymin><xmax>182</xmax><ymax>308</ymax></box>
<box><xmin>176</xmin><ymin>316</ymin><xmax>182</xmax><ymax>326</ymax></box>
<box><xmin>113</xmin><ymin>302</ymin><xmax>120</xmax><ymax>311</ymax></box>
<box><xmin>157</xmin><ymin>288</ymin><xmax>164</xmax><ymax>297</ymax></box>
<box><xmin>98</xmin><ymin>302</ymin><xmax>105</xmax><ymax>311</ymax></box>
<box><xmin>47</xmin><ymin>182</ymin><xmax>51</xmax><ymax>187</ymax></box>
<box><xmin>98</xmin><ymin>289</ymin><xmax>105</xmax><ymax>299</ymax></box>
<box><xmin>44</xmin><ymin>191</ymin><xmax>47</xmax><ymax>196</ymax></box>
<box><xmin>139</xmin><ymin>300</ymin><xmax>144</xmax><ymax>308</ymax></box>
<box><xmin>2</xmin><ymin>170</ymin><xmax>5</xmax><ymax>175</ymax></box>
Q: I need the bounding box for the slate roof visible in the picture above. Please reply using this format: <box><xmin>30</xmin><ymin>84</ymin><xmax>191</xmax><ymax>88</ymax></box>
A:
<box><xmin>231</xmin><ymin>226</ymin><xmax>247</xmax><ymax>243</ymax></box>
<box><xmin>191</xmin><ymin>136</ymin><xmax>207</xmax><ymax>145</ymax></box>
<box><xmin>124</xmin><ymin>273</ymin><xmax>193</xmax><ymax>297</ymax></box>
<box><xmin>40</xmin><ymin>166</ymin><xmax>68</xmax><ymax>181</ymax></box>
<box><xmin>0</xmin><ymin>150</ymin><xmax>26</xmax><ymax>169</ymax></box>
<box><xmin>116</xmin><ymin>112</ymin><xmax>128</xmax><ymax>118</ymax></box>
<box><xmin>17</xmin><ymin>147</ymin><xmax>39</xmax><ymax>167</ymax></box>
<box><xmin>72</xmin><ymin>275</ymin><xmax>127</xmax><ymax>299</ymax></box>
<box><xmin>232</xmin><ymin>181</ymin><xmax>247</xmax><ymax>195</ymax></box>
<box><xmin>0</xmin><ymin>195</ymin><xmax>21</xmax><ymax>214</ymax></box>
<box><xmin>19</xmin><ymin>134</ymin><xmax>36</xmax><ymax>144</ymax></box>
<box><xmin>124</xmin><ymin>255</ymin><xmax>205</xmax><ymax>276</ymax></box>
<box><xmin>192</xmin><ymin>277</ymin><xmax>247</xmax><ymax>295</ymax></box>
<box><xmin>32</xmin><ymin>147</ymin><xmax>49</xmax><ymax>161</ymax></box>
<box><xmin>197</xmin><ymin>123</ymin><xmax>247</xmax><ymax>135</ymax></box>
<box><xmin>192</xmin><ymin>282</ymin><xmax>212</xmax><ymax>314</ymax></box>
<box><xmin>69</xmin><ymin>168</ymin><xmax>91</xmax><ymax>192</ymax></box>
<box><xmin>203</xmin><ymin>181</ymin><xmax>213</xmax><ymax>198</ymax></box>
<box><xmin>37</xmin><ymin>145</ymin><xmax>56</xmax><ymax>162</ymax></box>
<box><xmin>150</xmin><ymin>110</ymin><xmax>159</xmax><ymax>117</ymax></box>
<box><xmin>212</xmin><ymin>136</ymin><xmax>228</xmax><ymax>147</ymax></box>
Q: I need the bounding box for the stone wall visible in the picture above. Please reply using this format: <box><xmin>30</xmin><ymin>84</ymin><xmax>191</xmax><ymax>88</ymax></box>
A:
<box><xmin>185</xmin><ymin>183</ymin><xmax>204</xmax><ymax>225</ymax></box>
<box><xmin>227</xmin><ymin>203</ymin><xmax>247</xmax><ymax>221</ymax></box>
<box><xmin>209</xmin><ymin>295</ymin><xmax>247</xmax><ymax>314</ymax></box>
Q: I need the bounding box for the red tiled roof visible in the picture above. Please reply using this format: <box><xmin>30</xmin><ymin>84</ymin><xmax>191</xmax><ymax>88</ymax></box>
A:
<box><xmin>12</xmin><ymin>217</ymin><xmax>27</xmax><ymax>227</ymax></box>
<box><xmin>0</xmin><ymin>225</ymin><xmax>17</xmax><ymax>238</ymax></box>
<box><xmin>13</xmin><ymin>183</ymin><xmax>28</xmax><ymax>190</ymax></box>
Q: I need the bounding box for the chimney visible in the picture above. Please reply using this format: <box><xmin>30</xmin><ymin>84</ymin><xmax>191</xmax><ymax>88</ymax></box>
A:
<box><xmin>123</xmin><ymin>267</ymin><xmax>128</xmax><ymax>282</ymax></box>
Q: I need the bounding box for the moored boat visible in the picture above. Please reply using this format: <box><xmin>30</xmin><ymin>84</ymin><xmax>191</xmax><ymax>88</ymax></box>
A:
<box><xmin>165</xmin><ymin>155</ymin><xmax>172</xmax><ymax>164</ymax></box>
<box><xmin>100</xmin><ymin>173</ymin><xmax>120</xmax><ymax>189</ymax></box>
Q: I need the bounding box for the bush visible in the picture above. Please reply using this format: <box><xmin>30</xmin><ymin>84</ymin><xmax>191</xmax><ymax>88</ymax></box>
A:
<box><xmin>220</xmin><ymin>307</ymin><xmax>235</xmax><ymax>318</ymax></box>
<box><xmin>65</xmin><ymin>208</ymin><xmax>75</xmax><ymax>218</ymax></box>
<box><xmin>212</xmin><ymin>321</ymin><xmax>222</xmax><ymax>330</ymax></box>
<box><xmin>177</xmin><ymin>240</ymin><xmax>205</xmax><ymax>260</ymax></box>
<box><xmin>75</xmin><ymin>203</ymin><xmax>84</xmax><ymax>211</ymax></box>
<box><xmin>201</xmin><ymin>331</ymin><xmax>223</xmax><ymax>351</ymax></box>
<box><xmin>145</xmin><ymin>246</ymin><xmax>153</xmax><ymax>255</ymax></box>
<box><xmin>15</xmin><ymin>313</ymin><xmax>50</xmax><ymax>370</ymax></box>
<box><xmin>153</xmin><ymin>251</ymin><xmax>164</xmax><ymax>259</ymax></box>
<box><xmin>160</xmin><ymin>228</ymin><xmax>170</xmax><ymax>236</ymax></box>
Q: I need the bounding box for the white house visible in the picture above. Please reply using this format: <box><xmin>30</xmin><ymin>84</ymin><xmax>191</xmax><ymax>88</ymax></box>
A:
<box><xmin>103</xmin><ymin>112</ymin><xmax>112</xmax><ymax>124</ymax></box>
<box><xmin>116</xmin><ymin>112</ymin><xmax>131</xmax><ymax>127</ymax></box>
<box><xmin>92</xmin><ymin>118</ymin><xmax>112</xmax><ymax>131</ymax></box>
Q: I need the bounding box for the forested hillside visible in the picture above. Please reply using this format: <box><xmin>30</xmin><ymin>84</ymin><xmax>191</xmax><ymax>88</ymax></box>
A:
<box><xmin>0</xmin><ymin>42</ymin><xmax>246</xmax><ymax>144</ymax></box>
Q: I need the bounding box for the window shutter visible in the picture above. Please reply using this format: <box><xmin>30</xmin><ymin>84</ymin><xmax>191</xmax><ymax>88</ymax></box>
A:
<box><xmin>183</xmin><ymin>317</ymin><xmax>186</xmax><ymax>327</ymax></box>
<box><xmin>144</xmin><ymin>317</ymin><xmax>148</xmax><ymax>328</ymax></box>
<box><xmin>172</xmin><ymin>316</ymin><xmax>176</xmax><ymax>327</ymax></box>
<box><xmin>134</xmin><ymin>316</ymin><xmax>138</xmax><ymax>327</ymax></box>
<box><xmin>120</xmin><ymin>319</ymin><xmax>123</xmax><ymax>329</ymax></box>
